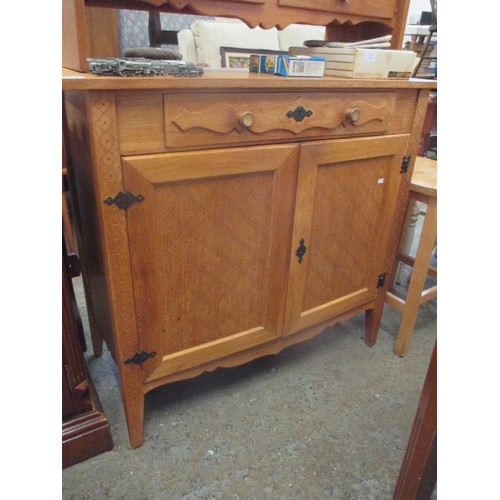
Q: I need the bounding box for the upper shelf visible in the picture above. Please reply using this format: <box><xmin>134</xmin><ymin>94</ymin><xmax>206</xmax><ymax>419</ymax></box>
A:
<box><xmin>64</xmin><ymin>0</ymin><xmax>410</xmax><ymax>72</ymax></box>
<box><xmin>84</xmin><ymin>0</ymin><xmax>402</xmax><ymax>29</ymax></box>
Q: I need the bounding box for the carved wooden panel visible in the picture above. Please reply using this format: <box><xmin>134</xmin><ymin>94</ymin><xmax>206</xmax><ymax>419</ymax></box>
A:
<box><xmin>80</xmin><ymin>0</ymin><xmax>409</xmax><ymax>47</ymax></box>
<box><xmin>164</xmin><ymin>92</ymin><xmax>396</xmax><ymax>149</ymax></box>
<box><xmin>88</xmin><ymin>91</ymin><xmax>142</xmax><ymax>365</ymax></box>
<box><xmin>141</xmin><ymin>0</ymin><xmax>264</xmax><ymax>6</ymax></box>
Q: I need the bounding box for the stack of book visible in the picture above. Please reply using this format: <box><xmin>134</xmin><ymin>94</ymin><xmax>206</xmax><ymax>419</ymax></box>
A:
<box><xmin>289</xmin><ymin>36</ymin><xmax>416</xmax><ymax>79</ymax></box>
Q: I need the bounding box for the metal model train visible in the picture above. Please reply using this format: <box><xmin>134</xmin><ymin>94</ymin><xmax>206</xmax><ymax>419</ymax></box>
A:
<box><xmin>87</xmin><ymin>57</ymin><xmax>204</xmax><ymax>77</ymax></box>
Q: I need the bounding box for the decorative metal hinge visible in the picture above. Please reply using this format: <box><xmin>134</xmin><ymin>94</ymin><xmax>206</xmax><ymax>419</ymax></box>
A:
<box><xmin>104</xmin><ymin>191</ymin><xmax>144</xmax><ymax>210</ymax></box>
<box><xmin>286</xmin><ymin>106</ymin><xmax>313</xmax><ymax>122</ymax></box>
<box><xmin>377</xmin><ymin>272</ymin><xmax>387</xmax><ymax>288</ymax></box>
<box><xmin>124</xmin><ymin>351</ymin><xmax>157</xmax><ymax>365</ymax></box>
<box><xmin>400</xmin><ymin>155</ymin><xmax>411</xmax><ymax>173</ymax></box>
<box><xmin>296</xmin><ymin>238</ymin><xmax>307</xmax><ymax>263</ymax></box>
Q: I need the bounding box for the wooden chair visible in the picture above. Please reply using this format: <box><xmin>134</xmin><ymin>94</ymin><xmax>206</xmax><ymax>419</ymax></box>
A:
<box><xmin>386</xmin><ymin>156</ymin><xmax>437</xmax><ymax>356</ymax></box>
<box><xmin>148</xmin><ymin>12</ymin><xmax>180</xmax><ymax>47</ymax></box>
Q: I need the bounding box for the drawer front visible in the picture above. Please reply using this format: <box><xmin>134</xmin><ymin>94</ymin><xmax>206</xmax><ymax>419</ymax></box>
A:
<box><xmin>278</xmin><ymin>0</ymin><xmax>397</xmax><ymax>20</ymax></box>
<box><xmin>164</xmin><ymin>91</ymin><xmax>396</xmax><ymax>149</ymax></box>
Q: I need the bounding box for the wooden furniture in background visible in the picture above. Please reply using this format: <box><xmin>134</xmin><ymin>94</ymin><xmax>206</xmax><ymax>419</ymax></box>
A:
<box><xmin>412</xmin><ymin>25</ymin><xmax>437</xmax><ymax>79</ymax></box>
<box><xmin>393</xmin><ymin>342</ymin><xmax>437</xmax><ymax>498</ymax></box>
<box><xmin>62</xmin><ymin>241</ymin><xmax>113</xmax><ymax>468</ymax></box>
<box><xmin>393</xmin><ymin>91</ymin><xmax>436</xmax><ymax>285</ymax></box>
<box><xmin>63</xmin><ymin>130</ymin><xmax>113</xmax><ymax>467</ymax></box>
<box><xmin>386</xmin><ymin>156</ymin><xmax>437</xmax><ymax>357</ymax></box>
<box><xmin>63</xmin><ymin>138</ymin><xmax>78</xmax><ymax>256</ymax></box>
<box><xmin>63</xmin><ymin>0</ymin><xmax>411</xmax><ymax>72</ymax></box>
<box><xmin>418</xmin><ymin>91</ymin><xmax>437</xmax><ymax>157</ymax></box>
<box><xmin>406</xmin><ymin>0</ymin><xmax>437</xmax><ymax>79</ymax></box>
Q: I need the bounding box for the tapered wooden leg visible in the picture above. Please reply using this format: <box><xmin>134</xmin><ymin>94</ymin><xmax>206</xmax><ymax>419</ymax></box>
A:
<box><xmin>394</xmin><ymin>198</ymin><xmax>437</xmax><ymax>357</ymax></box>
<box><xmin>87</xmin><ymin>310</ymin><xmax>104</xmax><ymax>357</ymax></box>
<box><xmin>121</xmin><ymin>381</ymin><xmax>145</xmax><ymax>448</ymax></box>
<box><xmin>365</xmin><ymin>306</ymin><xmax>382</xmax><ymax>346</ymax></box>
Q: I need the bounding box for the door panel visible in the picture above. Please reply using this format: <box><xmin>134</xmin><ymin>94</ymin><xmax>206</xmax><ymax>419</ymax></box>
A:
<box><xmin>284</xmin><ymin>134</ymin><xmax>409</xmax><ymax>335</ymax></box>
<box><xmin>121</xmin><ymin>145</ymin><xmax>298</xmax><ymax>381</ymax></box>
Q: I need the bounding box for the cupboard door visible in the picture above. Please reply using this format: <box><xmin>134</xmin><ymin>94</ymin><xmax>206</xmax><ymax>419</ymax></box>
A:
<box><xmin>121</xmin><ymin>144</ymin><xmax>298</xmax><ymax>383</ymax></box>
<box><xmin>284</xmin><ymin>134</ymin><xmax>409</xmax><ymax>335</ymax></box>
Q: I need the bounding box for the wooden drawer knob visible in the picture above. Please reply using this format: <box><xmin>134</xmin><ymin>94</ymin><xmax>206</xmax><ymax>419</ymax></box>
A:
<box><xmin>239</xmin><ymin>111</ymin><xmax>255</xmax><ymax>128</ymax></box>
<box><xmin>345</xmin><ymin>108</ymin><xmax>361</xmax><ymax>124</ymax></box>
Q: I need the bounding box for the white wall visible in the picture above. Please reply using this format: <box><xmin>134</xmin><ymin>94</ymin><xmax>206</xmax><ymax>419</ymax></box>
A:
<box><xmin>407</xmin><ymin>0</ymin><xmax>433</xmax><ymax>24</ymax></box>
<box><xmin>409</xmin><ymin>0</ymin><xmax>431</xmax><ymax>14</ymax></box>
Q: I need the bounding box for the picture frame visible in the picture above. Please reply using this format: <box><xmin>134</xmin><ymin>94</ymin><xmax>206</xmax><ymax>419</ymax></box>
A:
<box><xmin>220</xmin><ymin>46</ymin><xmax>286</xmax><ymax>69</ymax></box>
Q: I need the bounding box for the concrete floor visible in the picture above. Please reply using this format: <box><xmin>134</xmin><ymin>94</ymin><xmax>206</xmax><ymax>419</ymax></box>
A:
<box><xmin>63</xmin><ymin>255</ymin><xmax>437</xmax><ymax>500</ymax></box>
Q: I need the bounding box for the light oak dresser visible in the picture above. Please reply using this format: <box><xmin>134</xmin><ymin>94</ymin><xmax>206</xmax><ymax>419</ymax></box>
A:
<box><xmin>63</xmin><ymin>0</ymin><xmax>436</xmax><ymax>448</ymax></box>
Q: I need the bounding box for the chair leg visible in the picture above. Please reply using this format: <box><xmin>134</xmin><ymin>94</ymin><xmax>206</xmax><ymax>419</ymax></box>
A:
<box><xmin>394</xmin><ymin>198</ymin><xmax>437</xmax><ymax>356</ymax></box>
<box><xmin>395</xmin><ymin>199</ymin><xmax>420</xmax><ymax>285</ymax></box>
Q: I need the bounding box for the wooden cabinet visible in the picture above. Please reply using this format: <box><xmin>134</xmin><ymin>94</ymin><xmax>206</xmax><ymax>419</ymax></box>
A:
<box><xmin>63</xmin><ymin>73</ymin><xmax>434</xmax><ymax>448</ymax></box>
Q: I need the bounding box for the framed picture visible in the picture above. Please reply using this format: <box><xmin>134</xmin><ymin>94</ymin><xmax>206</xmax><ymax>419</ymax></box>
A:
<box><xmin>220</xmin><ymin>46</ymin><xmax>285</xmax><ymax>69</ymax></box>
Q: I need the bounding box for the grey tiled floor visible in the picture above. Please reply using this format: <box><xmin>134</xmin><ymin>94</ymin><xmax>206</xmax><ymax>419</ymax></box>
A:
<box><xmin>63</xmin><ymin>265</ymin><xmax>437</xmax><ymax>499</ymax></box>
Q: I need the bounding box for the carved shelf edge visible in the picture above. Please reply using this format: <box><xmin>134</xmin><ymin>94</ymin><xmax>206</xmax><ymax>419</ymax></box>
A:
<box><xmin>84</xmin><ymin>0</ymin><xmax>394</xmax><ymax>30</ymax></box>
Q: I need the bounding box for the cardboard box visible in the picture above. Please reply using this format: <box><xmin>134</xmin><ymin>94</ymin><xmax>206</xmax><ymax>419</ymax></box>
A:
<box><xmin>289</xmin><ymin>46</ymin><xmax>416</xmax><ymax>79</ymax></box>
<box><xmin>274</xmin><ymin>55</ymin><xmax>325</xmax><ymax>77</ymax></box>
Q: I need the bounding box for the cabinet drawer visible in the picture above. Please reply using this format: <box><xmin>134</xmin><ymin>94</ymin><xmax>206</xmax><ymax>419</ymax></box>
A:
<box><xmin>164</xmin><ymin>91</ymin><xmax>396</xmax><ymax>149</ymax></box>
<box><xmin>278</xmin><ymin>0</ymin><xmax>397</xmax><ymax>20</ymax></box>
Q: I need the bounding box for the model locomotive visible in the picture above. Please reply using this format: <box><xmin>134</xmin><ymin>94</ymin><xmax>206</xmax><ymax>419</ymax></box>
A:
<box><xmin>87</xmin><ymin>57</ymin><xmax>204</xmax><ymax>77</ymax></box>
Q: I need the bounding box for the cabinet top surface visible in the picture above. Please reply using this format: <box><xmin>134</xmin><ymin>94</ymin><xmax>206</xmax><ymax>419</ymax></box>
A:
<box><xmin>62</xmin><ymin>68</ymin><xmax>436</xmax><ymax>91</ymax></box>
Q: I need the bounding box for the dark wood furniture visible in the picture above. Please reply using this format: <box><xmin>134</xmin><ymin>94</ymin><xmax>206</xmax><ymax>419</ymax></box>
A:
<box><xmin>148</xmin><ymin>11</ymin><xmax>179</xmax><ymax>47</ymax></box>
<box><xmin>393</xmin><ymin>342</ymin><xmax>437</xmax><ymax>498</ymax></box>
<box><xmin>62</xmin><ymin>137</ymin><xmax>113</xmax><ymax>468</ymax></box>
<box><xmin>62</xmin><ymin>243</ymin><xmax>114</xmax><ymax>468</ymax></box>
